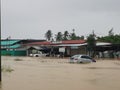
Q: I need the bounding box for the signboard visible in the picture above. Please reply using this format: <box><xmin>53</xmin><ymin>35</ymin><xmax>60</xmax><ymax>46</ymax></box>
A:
<box><xmin>59</xmin><ymin>47</ymin><xmax>65</xmax><ymax>53</ymax></box>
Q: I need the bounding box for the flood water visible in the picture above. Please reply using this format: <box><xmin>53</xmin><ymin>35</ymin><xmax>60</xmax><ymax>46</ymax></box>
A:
<box><xmin>1</xmin><ymin>56</ymin><xmax>120</xmax><ymax>90</ymax></box>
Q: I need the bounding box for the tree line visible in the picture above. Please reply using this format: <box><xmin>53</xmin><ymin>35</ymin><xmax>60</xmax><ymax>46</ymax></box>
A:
<box><xmin>45</xmin><ymin>29</ymin><xmax>84</xmax><ymax>41</ymax></box>
<box><xmin>45</xmin><ymin>28</ymin><xmax>120</xmax><ymax>44</ymax></box>
<box><xmin>45</xmin><ymin>28</ymin><xmax>120</xmax><ymax>58</ymax></box>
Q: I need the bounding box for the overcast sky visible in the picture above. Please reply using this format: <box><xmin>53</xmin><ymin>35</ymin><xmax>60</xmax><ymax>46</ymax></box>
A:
<box><xmin>1</xmin><ymin>0</ymin><xmax>120</xmax><ymax>39</ymax></box>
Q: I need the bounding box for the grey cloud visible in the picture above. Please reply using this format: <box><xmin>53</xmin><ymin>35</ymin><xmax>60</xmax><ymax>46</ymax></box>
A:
<box><xmin>56</xmin><ymin>0</ymin><xmax>120</xmax><ymax>12</ymax></box>
<box><xmin>1</xmin><ymin>0</ymin><xmax>120</xmax><ymax>39</ymax></box>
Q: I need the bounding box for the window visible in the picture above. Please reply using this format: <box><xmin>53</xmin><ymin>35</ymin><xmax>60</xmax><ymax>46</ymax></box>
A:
<box><xmin>81</xmin><ymin>55</ymin><xmax>92</xmax><ymax>59</ymax></box>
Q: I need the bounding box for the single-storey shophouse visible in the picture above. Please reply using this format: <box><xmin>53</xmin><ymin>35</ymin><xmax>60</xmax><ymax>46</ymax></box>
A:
<box><xmin>1</xmin><ymin>39</ymin><xmax>46</xmax><ymax>56</ymax></box>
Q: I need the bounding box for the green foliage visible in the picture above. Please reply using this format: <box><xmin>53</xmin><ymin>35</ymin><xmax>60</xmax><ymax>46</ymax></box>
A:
<box><xmin>97</xmin><ymin>34</ymin><xmax>120</xmax><ymax>44</ymax></box>
<box><xmin>55</xmin><ymin>32</ymin><xmax>63</xmax><ymax>41</ymax></box>
<box><xmin>80</xmin><ymin>36</ymin><xmax>84</xmax><ymax>40</ymax></box>
<box><xmin>44</xmin><ymin>28</ymin><xmax>120</xmax><ymax>44</ymax></box>
<box><xmin>87</xmin><ymin>34</ymin><xmax>96</xmax><ymax>48</ymax></box>
<box><xmin>63</xmin><ymin>31</ymin><xmax>69</xmax><ymax>40</ymax></box>
<box><xmin>55</xmin><ymin>29</ymin><xmax>85</xmax><ymax>41</ymax></box>
<box><xmin>45</xmin><ymin>30</ymin><xmax>52</xmax><ymax>41</ymax></box>
<box><xmin>69</xmin><ymin>29</ymin><xmax>84</xmax><ymax>40</ymax></box>
<box><xmin>108</xmin><ymin>28</ymin><xmax>114</xmax><ymax>36</ymax></box>
<box><xmin>97</xmin><ymin>29</ymin><xmax>120</xmax><ymax>44</ymax></box>
<box><xmin>70</xmin><ymin>32</ymin><xmax>77</xmax><ymax>40</ymax></box>
<box><xmin>87</xmin><ymin>34</ymin><xmax>96</xmax><ymax>57</ymax></box>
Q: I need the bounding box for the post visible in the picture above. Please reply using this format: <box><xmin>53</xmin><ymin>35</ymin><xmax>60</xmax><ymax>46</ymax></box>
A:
<box><xmin>0</xmin><ymin>0</ymin><xmax>1</xmax><ymax>81</ymax></box>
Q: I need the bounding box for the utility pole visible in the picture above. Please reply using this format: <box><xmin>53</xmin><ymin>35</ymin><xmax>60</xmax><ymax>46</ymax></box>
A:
<box><xmin>0</xmin><ymin>0</ymin><xmax>1</xmax><ymax>81</ymax></box>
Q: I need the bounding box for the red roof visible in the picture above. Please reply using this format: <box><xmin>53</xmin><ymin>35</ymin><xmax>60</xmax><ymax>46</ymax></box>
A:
<box><xmin>23</xmin><ymin>40</ymin><xmax>86</xmax><ymax>46</ymax></box>
<box><xmin>25</xmin><ymin>41</ymin><xmax>51</xmax><ymax>46</ymax></box>
<box><xmin>62</xmin><ymin>40</ymin><xmax>86</xmax><ymax>44</ymax></box>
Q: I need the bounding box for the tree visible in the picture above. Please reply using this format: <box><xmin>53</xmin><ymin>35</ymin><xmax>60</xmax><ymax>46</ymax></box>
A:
<box><xmin>70</xmin><ymin>29</ymin><xmax>77</xmax><ymax>40</ymax></box>
<box><xmin>63</xmin><ymin>31</ymin><xmax>69</xmax><ymax>40</ymax></box>
<box><xmin>55</xmin><ymin>32</ymin><xmax>63</xmax><ymax>41</ymax></box>
<box><xmin>87</xmin><ymin>32</ymin><xmax>96</xmax><ymax>57</ymax></box>
<box><xmin>45</xmin><ymin>30</ymin><xmax>52</xmax><ymax>41</ymax></box>
<box><xmin>80</xmin><ymin>35</ymin><xmax>84</xmax><ymax>40</ymax></box>
<box><xmin>97</xmin><ymin>29</ymin><xmax>120</xmax><ymax>44</ymax></box>
<box><xmin>108</xmin><ymin>28</ymin><xmax>114</xmax><ymax>36</ymax></box>
<box><xmin>69</xmin><ymin>29</ymin><xmax>84</xmax><ymax>40</ymax></box>
<box><xmin>97</xmin><ymin>34</ymin><xmax>120</xmax><ymax>44</ymax></box>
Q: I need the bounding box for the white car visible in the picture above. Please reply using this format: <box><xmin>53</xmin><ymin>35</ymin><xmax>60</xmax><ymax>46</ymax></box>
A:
<box><xmin>69</xmin><ymin>54</ymin><xmax>96</xmax><ymax>63</ymax></box>
<box><xmin>29</xmin><ymin>51</ymin><xmax>47</xmax><ymax>57</ymax></box>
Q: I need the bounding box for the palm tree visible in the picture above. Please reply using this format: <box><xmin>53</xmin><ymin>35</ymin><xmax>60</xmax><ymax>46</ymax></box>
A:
<box><xmin>108</xmin><ymin>28</ymin><xmax>114</xmax><ymax>36</ymax></box>
<box><xmin>56</xmin><ymin>32</ymin><xmax>63</xmax><ymax>41</ymax></box>
<box><xmin>70</xmin><ymin>29</ymin><xmax>78</xmax><ymax>40</ymax></box>
<box><xmin>80</xmin><ymin>35</ymin><xmax>84</xmax><ymax>40</ymax></box>
<box><xmin>45</xmin><ymin>30</ymin><xmax>52</xmax><ymax>41</ymax></box>
<box><xmin>63</xmin><ymin>31</ymin><xmax>69</xmax><ymax>40</ymax></box>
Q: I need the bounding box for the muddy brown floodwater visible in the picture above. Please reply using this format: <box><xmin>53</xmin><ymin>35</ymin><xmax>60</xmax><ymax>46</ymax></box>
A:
<box><xmin>1</xmin><ymin>56</ymin><xmax>120</xmax><ymax>90</ymax></box>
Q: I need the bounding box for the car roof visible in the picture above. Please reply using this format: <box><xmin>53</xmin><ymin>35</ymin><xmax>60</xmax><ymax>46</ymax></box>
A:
<box><xmin>74</xmin><ymin>54</ymin><xmax>88</xmax><ymax>56</ymax></box>
<box><xmin>72</xmin><ymin>54</ymin><xmax>89</xmax><ymax>57</ymax></box>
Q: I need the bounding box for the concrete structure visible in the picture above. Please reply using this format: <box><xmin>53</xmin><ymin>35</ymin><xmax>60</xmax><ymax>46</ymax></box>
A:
<box><xmin>2</xmin><ymin>39</ymin><xmax>119</xmax><ymax>58</ymax></box>
<box><xmin>24</xmin><ymin>40</ymin><xmax>87</xmax><ymax>56</ymax></box>
<box><xmin>1</xmin><ymin>40</ymin><xmax>26</xmax><ymax>56</ymax></box>
<box><xmin>1</xmin><ymin>39</ymin><xmax>45</xmax><ymax>56</ymax></box>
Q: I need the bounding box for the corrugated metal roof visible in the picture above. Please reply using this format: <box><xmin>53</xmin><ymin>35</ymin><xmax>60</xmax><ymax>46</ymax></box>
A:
<box><xmin>26</xmin><ymin>41</ymin><xmax>51</xmax><ymax>45</ymax></box>
<box><xmin>27</xmin><ymin>46</ymin><xmax>42</xmax><ymax>50</ymax></box>
<box><xmin>9</xmin><ymin>44</ymin><xmax>21</xmax><ymax>48</ymax></box>
<box><xmin>2</xmin><ymin>44</ymin><xmax>21</xmax><ymax>49</ymax></box>
<box><xmin>55</xmin><ymin>42</ymin><xmax>111</xmax><ymax>46</ymax></box>
<box><xmin>1</xmin><ymin>40</ymin><xmax>20</xmax><ymax>45</ymax></box>
<box><xmin>22</xmin><ymin>40</ymin><xmax>111</xmax><ymax>47</ymax></box>
<box><xmin>62</xmin><ymin>40</ymin><xmax>86</xmax><ymax>44</ymax></box>
<box><xmin>55</xmin><ymin>43</ymin><xmax>87</xmax><ymax>46</ymax></box>
<box><xmin>96</xmin><ymin>42</ymin><xmax>111</xmax><ymax>46</ymax></box>
<box><xmin>25</xmin><ymin>40</ymin><xmax>86</xmax><ymax>46</ymax></box>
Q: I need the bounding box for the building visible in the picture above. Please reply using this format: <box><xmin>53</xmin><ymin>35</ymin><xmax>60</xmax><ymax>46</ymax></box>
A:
<box><xmin>1</xmin><ymin>39</ymin><xmax>119</xmax><ymax>58</ymax></box>
<box><xmin>1</xmin><ymin>39</ymin><xmax>46</xmax><ymax>56</ymax></box>
<box><xmin>24</xmin><ymin>40</ymin><xmax>87</xmax><ymax>56</ymax></box>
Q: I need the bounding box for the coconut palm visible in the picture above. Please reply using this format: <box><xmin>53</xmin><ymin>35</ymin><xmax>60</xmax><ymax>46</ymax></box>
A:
<box><xmin>45</xmin><ymin>30</ymin><xmax>52</xmax><ymax>41</ymax></box>
<box><xmin>63</xmin><ymin>31</ymin><xmax>69</xmax><ymax>40</ymax></box>
<box><xmin>56</xmin><ymin>32</ymin><xmax>63</xmax><ymax>41</ymax></box>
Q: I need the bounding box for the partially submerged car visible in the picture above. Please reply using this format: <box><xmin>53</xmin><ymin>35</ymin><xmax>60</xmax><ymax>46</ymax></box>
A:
<box><xmin>29</xmin><ymin>51</ymin><xmax>47</xmax><ymax>57</ymax></box>
<box><xmin>69</xmin><ymin>54</ymin><xmax>96</xmax><ymax>63</ymax></box>
<box><xmin>29</xmin><ymin>53</ymin><xmax>47</xmax><ymax>57</ymax></box>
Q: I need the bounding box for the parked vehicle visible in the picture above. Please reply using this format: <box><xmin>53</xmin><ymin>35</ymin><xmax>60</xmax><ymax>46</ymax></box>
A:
<box><xmin>29</xmin><ymin>51</ymin><xmax>47</xmax><ymax>57</ymax></box>
<box><xmin>69</xmin><ymin>54</ymin><xmax>96</xmax><ymax>63</ymax></box>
